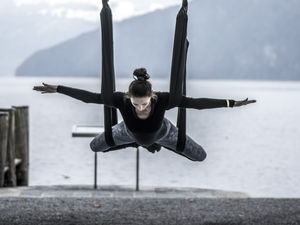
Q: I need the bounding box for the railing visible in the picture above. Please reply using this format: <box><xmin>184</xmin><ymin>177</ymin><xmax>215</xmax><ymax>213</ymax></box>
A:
<box><xmin>72</xmin><ymin>125</ymin><xmax>140</xmax><ymax>191</ymax></box>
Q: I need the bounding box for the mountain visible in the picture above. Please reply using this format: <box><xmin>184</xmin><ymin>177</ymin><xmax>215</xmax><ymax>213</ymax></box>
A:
<box><xmin>0</xmin><ymin>1</ymin><xmax>97</xmax><ymax>76</ymax></box>
<box><xmin>16</xmin><ymin>0</ymin><xmax>300</xmax><ymax>80</ymax></box>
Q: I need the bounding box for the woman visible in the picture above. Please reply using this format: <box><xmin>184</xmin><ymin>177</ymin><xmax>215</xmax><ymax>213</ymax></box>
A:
<box><xmin>33</xmin><ymin>68</ymin><xmax>256</xmax><ymax>161</ymax></box>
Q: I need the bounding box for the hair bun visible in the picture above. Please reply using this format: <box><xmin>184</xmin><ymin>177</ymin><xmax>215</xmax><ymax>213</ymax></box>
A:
<box><xmin>133</xmin><ymin>68</ymin><xmax>150</xmax><ymax>81</ymax></box>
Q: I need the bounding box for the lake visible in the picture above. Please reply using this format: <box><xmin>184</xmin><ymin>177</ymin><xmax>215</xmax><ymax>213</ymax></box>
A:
<box><xmin>0</xmin><ymin>76</ymin><xmax>299</xmax><ymax>197</ymax></box>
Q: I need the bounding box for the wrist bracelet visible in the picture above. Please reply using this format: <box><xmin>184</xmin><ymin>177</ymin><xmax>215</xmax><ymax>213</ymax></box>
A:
<box><xmin>226</xmin><ymin>99</ymin><xmax>230</xmax><ymax>107</ymax></box>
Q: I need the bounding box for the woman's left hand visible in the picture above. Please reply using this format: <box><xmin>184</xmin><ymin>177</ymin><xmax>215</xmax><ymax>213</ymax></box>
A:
<box><xmin>234</xmin><ymin>98</ymin><xmax>256</xmax><ymax>107</ymax></box>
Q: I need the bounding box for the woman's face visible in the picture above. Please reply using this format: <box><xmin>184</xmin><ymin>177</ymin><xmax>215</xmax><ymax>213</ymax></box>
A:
<box><xmin>130</xmin><ymin>96</ymin><xmax>151</xmax><ymax>112</ymax></box>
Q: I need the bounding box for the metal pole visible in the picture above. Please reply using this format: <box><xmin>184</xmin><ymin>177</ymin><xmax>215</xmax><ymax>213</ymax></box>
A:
<box><xmin>136</xmin><ymin>147</ymin><xmax>139</xmax><ymax>191</ymax></box>
<box><xmin>94</xmin><ymin>152</ymin><xmax>97</xmax><ymax>189</ymax></box>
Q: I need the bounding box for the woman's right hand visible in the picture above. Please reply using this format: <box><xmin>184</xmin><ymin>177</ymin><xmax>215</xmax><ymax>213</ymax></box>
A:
<box><xmin>33</xmin><ymin>82</ymin><xmax>58</xmax><ymax>94</ymax></box>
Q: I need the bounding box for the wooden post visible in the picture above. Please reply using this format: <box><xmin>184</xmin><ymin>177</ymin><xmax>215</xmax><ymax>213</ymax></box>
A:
<box><xmin>12</xmin><ymin>106</ymin><xmax>29</xmax><ymax>186</ymax></box>
<box><xmin>0</xmin><ymin>112</ymin><xmax>9</xmax><ymax>187</ymax></box>
<box><xmin>0</xmin><ymin>108</ymin><xmax>16</xmax><ymax>187</ymax></box>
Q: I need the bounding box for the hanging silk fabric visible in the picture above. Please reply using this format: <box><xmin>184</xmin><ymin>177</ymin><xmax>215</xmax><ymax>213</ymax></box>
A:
<box><xmin>99</xmin><ymin>0</ymin><xmax>189</xmax><ymax>154</ymax></box>
<box><xmin>100</xmin><ymin>0</ymin><xmax>117</xmax><ymax>147</ymax></box>
<box><xmin>168</xmin><ymin>0</ymin><xmax>189</xmax><ymax>152</ymax></box>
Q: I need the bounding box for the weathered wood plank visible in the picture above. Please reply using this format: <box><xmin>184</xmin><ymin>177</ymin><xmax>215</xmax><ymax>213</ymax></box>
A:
<box><xmin>12</xmin><ymin>106</ymin><xmax>29</xmax><ymax>186</ymax></box>
<box><xmin>0</xmin><ymin>112</ymin><xmax>9</xmax><ymax>187</ymax></box>
<box><xmin>72</xmin><ymin>125</ymin><xmax>104</xmax><ymax>137</ymax></box>
<box><xmin>0</xmin><ymin>108</ymin><xmax>17</xmax><ymax>186</ymax></box>
<box><xmin>4</xmin><ymin>158</ymin><xmax>22</xmax><ymax>173</ymax></box>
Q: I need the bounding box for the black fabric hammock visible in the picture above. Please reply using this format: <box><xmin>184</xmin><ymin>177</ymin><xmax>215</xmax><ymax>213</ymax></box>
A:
<box><xmin>100</xmin><ymin>0</ymin><xmax>190</xmax><ymax>157</ymax></box>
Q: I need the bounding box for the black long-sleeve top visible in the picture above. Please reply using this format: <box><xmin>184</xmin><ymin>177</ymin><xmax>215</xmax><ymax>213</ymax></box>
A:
<box><xmin>57</xmin><ymin>85</ymin><xmax>235</xmax><ymax>146</ymax></box>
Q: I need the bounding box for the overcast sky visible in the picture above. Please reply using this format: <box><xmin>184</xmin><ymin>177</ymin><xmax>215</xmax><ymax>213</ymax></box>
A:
<box><xmin>12</xmin><ymin>0</ymin><xmax>184</xmax><ymax>21</ymax></box>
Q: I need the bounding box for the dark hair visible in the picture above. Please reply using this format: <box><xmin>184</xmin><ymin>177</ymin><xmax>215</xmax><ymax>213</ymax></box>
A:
<box><xmin>124</xmin><ymin>68</ymin><xmax>157</xmax><ymax>100</ymax></box>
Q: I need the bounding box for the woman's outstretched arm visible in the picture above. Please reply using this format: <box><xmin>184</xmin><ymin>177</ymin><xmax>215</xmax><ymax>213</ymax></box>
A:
<box><xmin>178</xmin><ymin>96</ymin><xmax>256</xmax><ymax>109</ymax></box>
<box><xmin>33</xmin><ymin>83</ymin><xmax>103</xmax><ymax>104</ymax></box>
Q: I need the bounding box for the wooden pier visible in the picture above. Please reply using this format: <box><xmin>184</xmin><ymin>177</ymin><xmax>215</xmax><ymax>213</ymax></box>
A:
<box><xmin>0</xmin><ymin>106</ymin><xmax>29</xmax><ymax>187</ymax></box>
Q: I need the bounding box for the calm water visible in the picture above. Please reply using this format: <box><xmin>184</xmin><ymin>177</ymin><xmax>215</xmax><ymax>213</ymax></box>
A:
<box><xmin>1</xmin><ymin>77</ymin><xmax>299</xmax><ymax>197</ymax></box>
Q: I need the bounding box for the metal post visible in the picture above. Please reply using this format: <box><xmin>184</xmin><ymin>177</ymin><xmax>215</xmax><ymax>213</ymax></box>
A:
<box><xmin>136</xmin><ymin>147</ymin><xmax>139</xmax><ymax>191</ymax></box>
<box><xmin>94</xmin><ymin>152</ymin><xmax>98</xmax><ymax>189</ymax></box>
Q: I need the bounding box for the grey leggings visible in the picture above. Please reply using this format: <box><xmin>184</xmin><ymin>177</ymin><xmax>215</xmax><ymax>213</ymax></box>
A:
<box><xmin>90</xmin><ymin>118</ymin><xmax>206</xmax><ymax>161</ymax></box>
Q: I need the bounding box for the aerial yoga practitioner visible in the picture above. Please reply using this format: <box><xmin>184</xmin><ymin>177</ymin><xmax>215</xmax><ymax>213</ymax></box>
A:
<box><xmin>33</xmin><ymin>0</ymin><xmax>256</xmax><ymax>161</ymax></box>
